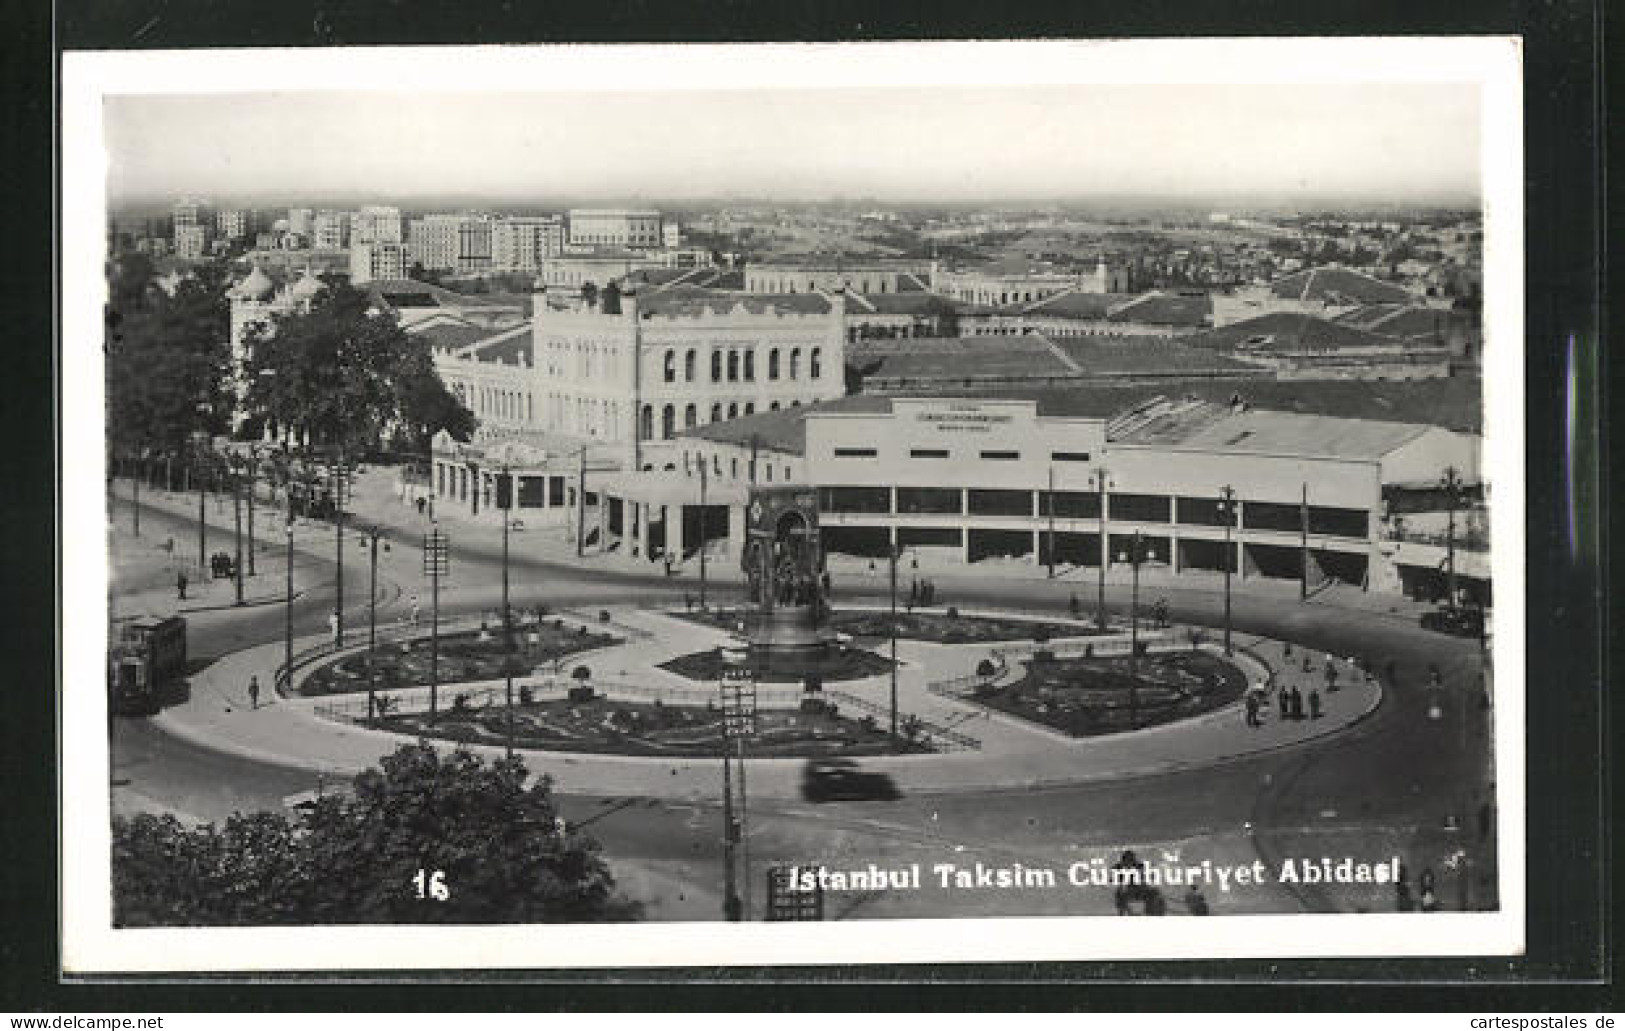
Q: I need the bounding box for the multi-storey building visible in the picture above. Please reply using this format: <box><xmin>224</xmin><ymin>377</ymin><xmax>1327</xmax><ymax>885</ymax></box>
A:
<box><xmin>491</xmin><ymin>216</ymin><xmax>566</xmax><ymax>272</ymax></box>
<box><xmin>173</xmin><ymin>223</ymin><xmax>209</xmax><ymax>259</ymax></box>
<box><xmin>745</xmin><ymin>258</ymin><xmax>931</xmax><ymax>295</ymax></box>
<box><xmin>568</xmin><ymin>208</ymin><xmax>663</xmax><ymax>249</ymax></box>
<box><xmin>408</xmin><ymin>215</ymin><xmax>469</xmax><ymax>271</ymax></box>
<box><xmin>311</xmin><ymin>210</ymin><xmax>348</xmax><ymax>250</ymax></box>
<box><xmin>429</xmin><ymin>285</ymin><xmax>850</xmax><ymax>517</ymax></box>
<box><xmin>349</xmin><ymin>241</ymin><xmax>411</xmax><ymax>285</ymax></box>
<box><xmin>931</xmin><ymin>257</ymin><xmax>1123</xmax><ymax>305</ymax></box>
<box><xmin>287</xmin><ymin>208</ymin><xmax>313</xmax><ymax>237</ymax></box>
<box><xmin>457</xmin><ymin>218</ymin><xmax>493</xmax><ymax>273</ymax></box>
<box><xmin>215</xmin><ymin>208</ymin><xmax>250</xmax><ymax>241</ymax></box>
<box><xmin>350</xmin><ymin>205</ymin><xmax>404</xmax><ymax>246</ymax></box>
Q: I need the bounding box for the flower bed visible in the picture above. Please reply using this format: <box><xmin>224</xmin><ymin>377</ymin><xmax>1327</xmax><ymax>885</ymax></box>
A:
<box><xmin>971</xmin><ymin>651</ymin><xmax>1246</xmax><ymax>737</ymax></box>
<box><xmin>299</xmin><ymin>623</ymin><xmax>619</xmax><ymax>697</ymax></box>
<box><xmin>366</xmin><ymin>696</ymin><xmax>934</xmax><ymax>757</ymax></box>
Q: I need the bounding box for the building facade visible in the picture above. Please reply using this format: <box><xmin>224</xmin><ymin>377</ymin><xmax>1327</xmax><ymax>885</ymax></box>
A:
<box><xmin>744</xmin><ymin>259</ymin><xmax>930</xmax><ymax>296</ymax></box>
<box><xmin>491</xmin><ymin>216</ymin><xmax>566</xmax><ymax>272</ymax></box>
<box><xmin>311</xmin><ymin>210</ymin><xmax>348</xmax><ymax>250</ymax></box>
<box><xmin>349</xmin><ymin>241</ymin><xmax>411</xmax><ymax>285</ymax></box>
<box><xmin>568</xmin><ymin>208</ymin><xmax>663</xmax><ymax>249</ymax></box>
<box><xmin>350</xmin><ymin>205</ymin><xmax>404</xmax><ymax>246</ymax></box>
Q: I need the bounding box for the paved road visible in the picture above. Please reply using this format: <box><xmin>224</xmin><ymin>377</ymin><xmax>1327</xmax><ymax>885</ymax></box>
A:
<box><xmin>107</xmin><ymin>493</ymin><xmax>1496</xmax><ymax>920</ymax></box>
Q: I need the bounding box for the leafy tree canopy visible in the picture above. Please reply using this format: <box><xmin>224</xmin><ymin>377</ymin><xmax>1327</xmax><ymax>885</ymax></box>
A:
<box><xmin>105</xmin><ymin>255</ymin><xmax>234</xmax><ymax>452</ymax></box>
<box><xmin>244</xmin><ymin>282</ymin><xmax>474</xmax><ymax>454</ymax></box>
<box><xmin>112</xmin><ymin>743</ymin><xmax>641</xmax><ymax>926</ymax></box>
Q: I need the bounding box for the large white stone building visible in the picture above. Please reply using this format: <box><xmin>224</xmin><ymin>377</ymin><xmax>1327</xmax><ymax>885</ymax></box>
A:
<box><xmin>350</xmin><ymin>205</ymin><xmax>404</xmax><ymax>246</ymax></box>
<box><xmin>349</xmin><ymin>241</ymin><xmax>410</xmax><ymax>285</ymax></box>
<box><xmin>568</xmin><ymin>208</ymin><xmax>663</xmax><ymax>250</ymax></box>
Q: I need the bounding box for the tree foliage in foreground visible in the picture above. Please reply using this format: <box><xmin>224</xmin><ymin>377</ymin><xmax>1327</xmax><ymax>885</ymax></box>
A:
<box><xmin>112</xmin><ymin>743</ymin><xmax>641</xmax><ymax>926</ymax></box>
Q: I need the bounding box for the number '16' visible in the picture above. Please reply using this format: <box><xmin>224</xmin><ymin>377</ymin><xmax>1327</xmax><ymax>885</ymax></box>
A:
<box><xmin>413</xmin><ymin>869</ymin><xmax>451</xmax><ymax>901</ymax></box>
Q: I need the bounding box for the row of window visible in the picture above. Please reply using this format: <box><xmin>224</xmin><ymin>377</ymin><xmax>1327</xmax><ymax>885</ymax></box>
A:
<box><xmin>815</xmin><ymin>485</ymin><xmax>1370</xmax><ymax>536</ymax></box>
<box><xmin>663</xmin><ymin>346</ymin><xmax>823</xmax><ymax>384</ymax></box>
<box><xmin>681</xmin><ymin>450</ymin><xmax>796</xmax><ymax>485</ymax></box>
<box><xmin>830</xmin><ymin>447</ymin><xmax>1092</xmax><ymax>463</ymax></box>
<box><xmin>638</xmin><ymin>398</ymin><xmax>805</xmax><ymax>441</ymax></box>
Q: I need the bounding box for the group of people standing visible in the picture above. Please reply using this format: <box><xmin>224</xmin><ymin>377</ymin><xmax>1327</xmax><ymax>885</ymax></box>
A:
<box><xmin>1243</xmin><ymin>649</ymin><xmax>1358</xmax><ymax>729</ymax></box>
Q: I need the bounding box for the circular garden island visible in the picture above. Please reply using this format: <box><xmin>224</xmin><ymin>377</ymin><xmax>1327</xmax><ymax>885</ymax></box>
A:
<box><xmin>971</xmin><ymin>649</ymin><xmax>1247</xmax><ymax>737</ymax></box>
<box><xmin>297</xmin><ymin>620</ymin><xmax>618</xmax><ymax>697</ymax></box>
<box><xmin>366</xmin><ymin>695</ymin><xmax>934</xmax><ymax>758</ymax></box>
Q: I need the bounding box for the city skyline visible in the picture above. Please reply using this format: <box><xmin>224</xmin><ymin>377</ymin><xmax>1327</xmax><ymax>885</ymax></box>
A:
<box><xmin>104</xmin><ymin>83</ymin><xmax>1482</xmax><ymax>208</ymax></box>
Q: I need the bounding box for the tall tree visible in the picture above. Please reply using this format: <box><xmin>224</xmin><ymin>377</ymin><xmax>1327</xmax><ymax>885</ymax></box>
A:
<box><xmin>244</xmin><ymin>282</ymin><xmax>473</xmax><ymax>453</ymax></box>
<box><xmin>112</xmin><ymin>743</ymin><xmax>641</xmax><ymax>926</ymax></box>
<box><xmin>105</xmin><ymin>256</ymin><xmax>233</xmax><ymax>453</ymax></box>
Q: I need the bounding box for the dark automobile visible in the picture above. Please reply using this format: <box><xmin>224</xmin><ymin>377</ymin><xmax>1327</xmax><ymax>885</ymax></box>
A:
<box><xmin>1420</xmin><ymin>607</ymin><xmax>1485</xmax><ymax>638</ymax></box>
<box><xmin>801</xmin><ymin>758</ymin><xmax>901</xmax><ymax>803</ymax></box>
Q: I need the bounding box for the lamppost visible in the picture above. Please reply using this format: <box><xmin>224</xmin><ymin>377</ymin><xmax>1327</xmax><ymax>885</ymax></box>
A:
<box><xmin>497</xmin><ymin>463</ymin><xmax>515</xmax><ymax>759</ymax></box>
<box><xmin>191</xmin><ymin>429</ymin><xmax>211</xmax><ymax>574</ymax></box>
<box><xmin>1116</xmin><ymin>530</ymin><xmax>1157</xmax><ymax>728</ymax></box>
<box><xmin>888</xmin><ymin>539</ymin><xmax>900</xmax><ymax>740</ymax></box>
<box><xmin>698</xmin><ymin>459</ymin><xmax>709</xmax><ymax>609</ymax></box>
<box><xmin>359</xmin><ymin>526</ymin><xmax>390</xmax><ymax>724</ymax></box>
<box><xmin>1218</xmin><ymin>485</ymin><xmax>1236</xmax><ymax>656</ymax></box>
<box><xmin>283</xmin><ymin>519</ymin><xmax>295</xmax><ymax>696</ymax></box>
<box><xmin>1440</xmin><ymin>465</ymin><xmax>1464</xmax><ymax>611</ymax></box>
<box><xmin>331</xmin><ymin>450</ymin><xmax>347</xmax><ymax>647</ymax></box>
<box><xmin>243</xmin><ymin>447</ymin><xmax>257</xmax><ymax>577</ymax></box>
<box><xmin>231</xmin><ymin>463</ymin><xmax>244</xmax><ymax>606</ymax></box>
<box><xmin>1089</xmin><ymin>466</ymin><xmax>1111</xmax><ymax>631</ymax></box>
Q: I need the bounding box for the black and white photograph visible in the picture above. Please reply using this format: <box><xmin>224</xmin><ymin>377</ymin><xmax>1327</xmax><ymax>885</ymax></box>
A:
<box><xmin>61</xmin><ymin>38</ymin><xmax>1526</xmax><ymax>971</ymax></box>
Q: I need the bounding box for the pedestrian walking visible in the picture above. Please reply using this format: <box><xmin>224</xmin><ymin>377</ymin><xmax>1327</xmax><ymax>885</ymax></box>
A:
<box><xmin>1183</xmin><ymin>886</ymin><xmax>1210</xmax><ymax>915</ymax></box>
<box><xmin>1308</xmin><ymin>689</ymin><xmax>1323</xmax><ymax>719</ymax></box>
<box><xmin>248</xmin><ymin>675</ymin><xmax>260</xmax><ymax>710</ymax></box>
<box><xmin>1277</xmin><ymin>685</ymin><xmax>1290</xmax><ymax>720</ymax></box>
<box><xmin>408</xmin><ymin>594</ymin><xmax>421</xmax><ymax>627</ymax></box>
<box><xmin>176</xmin><ymin>571</ymin><xmax>188</xmax><ymax>600</ymax></box>
<box><xmin>1244</xmin><ymin>693</ymin><xmax>1261</xmax><ymax>728</ymax></box>
<box><xmin>1288</xmin><ymin>686</ymin><xmax>1305</xmax><ymax>721</ymax></box>
<box><xmin>1419</xmin><ymin>868</ymin><xmax>1439</xmax><ymax>912</ymax></box>
<box><xmin>328</xmin><ymin>609</ymin><xmax>340</xmax><ymax>646</ymax></box>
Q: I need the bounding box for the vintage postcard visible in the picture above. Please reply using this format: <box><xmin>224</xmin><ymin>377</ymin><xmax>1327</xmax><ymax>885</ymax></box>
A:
<box><xmin>61</xmin><ymin>38</ymin><xmax>1524</xmax><ymax>971</ymax></box>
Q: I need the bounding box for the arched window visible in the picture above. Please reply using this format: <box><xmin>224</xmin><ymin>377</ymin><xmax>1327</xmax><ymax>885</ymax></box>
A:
<box><xmin>727</xmin><ymin>403</ymin><xmax>738</xmax><ymax>420</ymax></box>
<box><xmin>684</xmin><ymin>404</ymin><xmax>697</xmax><ymax>429</ymax></box>
<box><xmin>810</xmin><ymin>347</ymin><xmax>822</xmax><ymax>379</ymax></box>
<box><xmin>744</xmin><ymin>350</ymin><xmax>755</xmax><ymax>381</ymax></box>
<box><xmin>685</xmin><ymin>349</ymin><xmax>696</xmax><ymax>382</ymax></box>
<box><xmin>639</xmin><ymin>405</ymin><xmax>654</xmax><ymax>441</ymax></box>
<box><xmin>711</xmin><ymin>350</ymin><xmax>722</xmax><ymax>382</ymax></box>
<box><xmin>663</xmin><ymin>350</ymin><xmax>676</xmax><ymax>383</ymax></box>
<box><xmin>769</xmin><ymin>349</ymin><xmax>782</xmax><ymax>380</ymax></box>
<box><xmin>711</xmin><ymin>403</ymin><xmax>723</xmax><ymax>422</ymax></box>
<box><xmin>661</xmin><ymin>405</ymin><xmax>675</xmax><ymax>439</ymax></box>
<box><xmin>727</xmin><ymin>351</ymin><xmax>739</xmax><ymax>382</ymax></box>
<box><xmin>790</xmin><ymin>348</ymin><xmax>801</xmax><ymax>380</ymax></box>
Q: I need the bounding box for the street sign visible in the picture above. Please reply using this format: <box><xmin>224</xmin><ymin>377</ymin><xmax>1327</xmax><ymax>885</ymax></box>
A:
<box><xmin>720</xmin><ymin>665</ymin><xmax>757</xmax><ymax>739</ymax></box>
<box><xmin>766</xmin><ymin>866</ymin><xmax>824</xmax><ymax>921</ymax></box>
<box><xmin>423</xmin><ymin>530</ymin><xmax>450</xmax><ymax>577</ymax></box>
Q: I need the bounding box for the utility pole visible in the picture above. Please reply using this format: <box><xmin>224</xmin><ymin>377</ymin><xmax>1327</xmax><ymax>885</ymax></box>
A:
<box><xmin>232</xmin><ymin>471</ymin><xmax>244</xmax><ymax>606</ymax></box>
<box><xmin>698</xmin><ymin>460</ymin><xmax>709</xmax><ymax>609</ymax></box>
<box><xmin>575</xmin><ymin>444</ymin><xmax>588</xmax><ymax>557</ymax></box>
<box><xmin>1124</xmin><ymin>530</ymin><xmax>1145</xmax><ymax>728</ymax></box>
<box><xmin>131</xmin><ymin>451</ymin><xmax>140</xmax><ymax>538</ymax></box>
<box><xmin>333</xmin><ymin>453</ymin><xmax>346</xmax><ymax>647</ymax></box>
<box><xmin>245</xmin><ymin>450</ymin><xmax>256</xmax><ymax>576</ymax></box>
<box><xmin>721</xmin><ymin>716</ymin><xmax>738</xmax><ymax>921</ymax></box>
<box><xmin>1046</xmin><ymin>465</ymin><xmax>1056</xmax><ymax>579</ymax></box>
<box><xmin>889</xmin><ymin>540</ymin><xmax>899</xmax><ymax>740</ymax></box>
<box><xmin>363</xmin><ymin>526</ymin><xmax>387</xmax><ymax>724</ymax></box>
<box><xmin>196</xmin><ymin>449</ymin><xmax>208</xmax><ymax>574</ymax></box>
<box><xmin>500</xmin><ymin>465</ymin><xmax>514</xmax><ymax>760</ymax></box>
<box><xmin>1220</xmin><ymin>485</ymin><xmax>1236</xmax><ymax>656</ymax></box>
<box><xmin>283</xmin><ymin>519</ymin><xmax>294</xmax><ymax>695</ymax></box>
<box><xmin>1441</xmin><ymin>465</ymin><xmax>1462</xmax><ymax>611</ymax></box>
<box><xmin>1093</xmin><ymin>466</ymin><xmax>1110</xmax><ymax>631</ymax></box>
<box><xmin>1299</xmin><ymin>481</ymin><xmax>1309</xmax><ymax>602</ymax></box>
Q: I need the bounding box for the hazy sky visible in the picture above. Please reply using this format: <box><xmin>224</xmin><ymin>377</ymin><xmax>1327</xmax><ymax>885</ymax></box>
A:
<box><xmin>104</xmin><ymin>84</ymin><xmax>1482</xmax><ymax>206</ymax></box>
